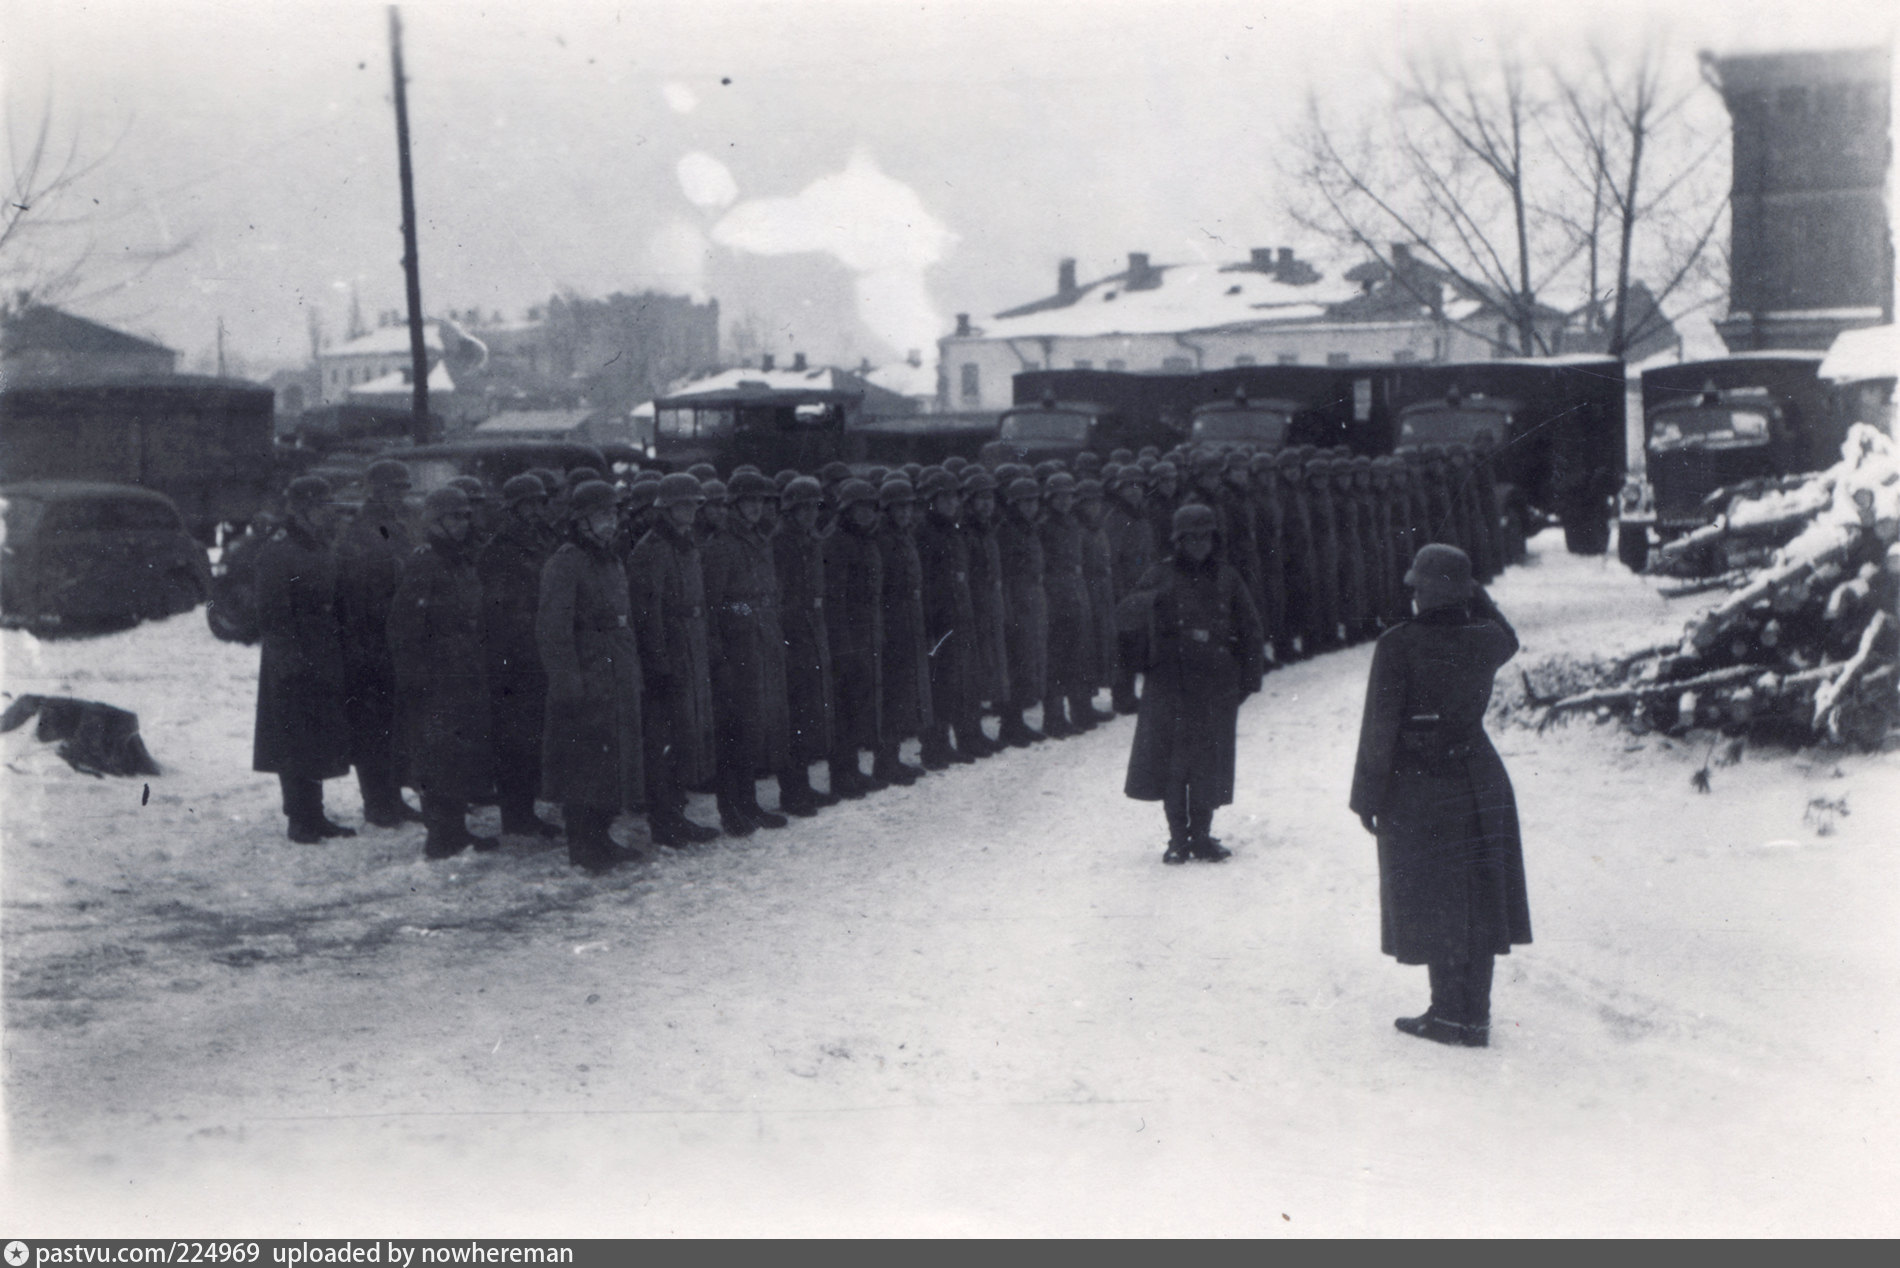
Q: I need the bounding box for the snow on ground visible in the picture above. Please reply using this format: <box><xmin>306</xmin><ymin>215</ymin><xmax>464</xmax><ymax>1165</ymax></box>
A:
<box><xmin>3</xmin><ymin>529</ymin><xmax>1896</xmax><ymax>1236</ymax></box>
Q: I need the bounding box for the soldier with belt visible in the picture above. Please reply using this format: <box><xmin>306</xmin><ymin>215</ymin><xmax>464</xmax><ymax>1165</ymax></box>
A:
<box><xmin>914</xmin><ymin>467</ymin><xmax>982</xmax><ymax>767</ymax></box>
<box><xmin>1075</xmin><ymin>477</ymin><xmax>1120</xmax><ymax>722</ymax></box>
<box><xmin>1038</xmin><ymin>471</ymin><xmax>1103</xmax><ymax>737</ymax></box>
<box><xmin>873</xmin><ymin>477</ymin><xmax>933</xmax><ymax>785</ymax></box>
<box><xmin>628</xmin><ymin>474</ymin><xmax>721</xmax><ymax>847</ymax></box>
<box><xmin>252</xmin><ymin>476</ymin><xmax>357</xmax><ymax>843</ymax></box>
<box><xmin>1274</xmin><ymin>448</ymin><xmax>1316</xmax><ymax>661</ymax></box>
<box><xmin>1249</xmin><ymin>451</ymin><xmax>1289</xmax><ymax>665</ymax></box>
<box><xmin>1351</xmin><ymin>544</ymin><xmax>1532</xmax><ymax>1047</ymax></box>
<box><xmin>1119</xmin><ymin>503</ymin><xmax>1264</xmax><ymax>865</ymax></box>
<box><xmin>959</xmin><ymin>467</ymin><xmax>1012</xmax><ymax>746</ymax></box>
<box><xmin>1302</xmin><ymin>456</ymin><xmax>1345</xmax><ymax>651</ymax></box>
<box><xmin>334</xmin><ymin>458</ymin><xmax>422</xmax><ymax>827</ymax></box>
<box><xmin>823</xmin><ymin>478</ymin><xmax>886</xmax><ymax>798</ymax></box>
<box><xmin>1101</xmin><ymin>463</ymin><xmax>1154</xmax><ymax>713</ymax></box>
<box><xmin>535</xmin><ymin>480</ymin><xmax>646</xmax><ymax>873</ymax></box>
<box><xmin>389</xmin><ymin>486</ymin><xmax>500</xmax><ymax>860</ymax></box>
<box><xmin>478</xmin><ymin>474</ymin><xmax>559</xmax><ymax>839</ymax></box>
<box><xmin>995</xmin><ymin>476</ymin><xmax>1050</xmax><ymax>747</ymax></box>
<box><xmin>700</xmin><ymin>469</ymin><xmax>793</xmax><ymax>835</ymax></box>
<box><xmin>771</xmin><ymin>475</ymin><xmax>837</xmax><ymax>816</ymax></box>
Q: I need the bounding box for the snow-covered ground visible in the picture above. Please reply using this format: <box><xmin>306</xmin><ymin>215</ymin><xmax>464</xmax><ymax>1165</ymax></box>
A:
<box><xmin>3</xmin><ymin>530</ymin><xmax>1896</xmax><ymax>1236</ymax></box>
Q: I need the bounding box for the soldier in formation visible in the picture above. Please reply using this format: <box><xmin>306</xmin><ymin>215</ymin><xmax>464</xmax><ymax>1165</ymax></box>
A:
<box><xmin>251</xmin><ymin>430</ymin><xmax>1521</xmax><ymax>871</ymax></box>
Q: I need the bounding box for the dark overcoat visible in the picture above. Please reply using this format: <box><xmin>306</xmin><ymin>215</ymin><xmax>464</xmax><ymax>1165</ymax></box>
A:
<box><xmin>823</xmin><ymin>519</ymin><xmax>885</xmax><ymax>750</ymax></box>
<box><xmin>1303</xmin><ymin>476</ymin><xmax>1345</xmax><ymax>645</ymax></box>
<box><xmin>961</xmin><ymin>518</ymin><xmax>1012</xmax><ymax>708</ymax></box>
<box><xmin>629</xmin><ymin>521</ymin><xmax>717</xmax><ymax>788</ymax></box>
<box><xmin>476</xmin><ymin>516</ymin><xmax>551</xmax><ymax>788</ymax></box>
<box><xmin>876</xmin><ymin>519</ymin><xmax>934</xmax><ymax>740</ymax></box>
<box><xmin>701</xmin><ymin>520</ymin><xmax>793</xmax><ymax>775</ymax></box>
<box><xmin>1349</xmin><ymin>597</ymin><xmax>1532</xmax><ymax>965</ymax></box>
<box><xmin>1120</xmin><ymin>552</ymin><xmax>1263</xmax><ymax>805</ymax></box>
<box><xmin>388</xmin><ymin>535</ymin><xmax>495</xmax><ymax>803</ymax></box>
<box><xmin>1039</xmin><ymin>510</ymin><xmax>1095</xmax><ymax>698</ymax></box>
<box><xmin>915</xmin><ymin>508</ymin><xmax>977</xmax><ymax>727</ymax></box>
<box><xmin>251</xmin><ymin>519</ymin><xmax>351</xmax><ymax>780</ymax></box>
<box><xmin>1103</xmin><ymin>502</ymin><xmax>1154</xmax><ymax>601</ymax></box>
<box><xmin>995</xmin><ymin>511</ymin><xmax>1049</xmax><ymax>708</ymax></box>
<box><xmin>1252</xmin><ymin>481</ymin><xmax>1287</xmax><ymax>645</ymax></box>
<box><xmin>536</xmin><ymin>539</ymin><xmax>644</xmax><ymax>811</ymax></box>
<box><xmin>1218</xmin><ymin>484</ymin><xmax>1264</xmax><ymax>623</ymax></box>
<box><xmin>333</xmin><ymin>497</ymin><xmax>412</xmax><ymax>763</ymax></box>
<box><xmin>771</xmin><ymin>522</ymin><xmax>834</xmax><ymax>763</ymax></box>
<box><xmin>1276</xmin><ymin>471</ymin><xmax>1316</xmax><ymax>648</ymax></box>
<box><xmin>1332</xmin><ymin>472</ymin><xmax>1370</xmax><ymax>632</ymax></box>
<box><xmin>1079</xmin><ymin>516</ymin><xmax>1118</xmax><ymax>690</ymax></box>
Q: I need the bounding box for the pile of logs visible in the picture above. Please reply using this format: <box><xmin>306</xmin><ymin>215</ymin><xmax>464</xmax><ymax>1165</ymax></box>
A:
<box><xmin>1539</xmin><ymin>424</ymin><xmax>1900</xmax><ymax>749</ymax></box>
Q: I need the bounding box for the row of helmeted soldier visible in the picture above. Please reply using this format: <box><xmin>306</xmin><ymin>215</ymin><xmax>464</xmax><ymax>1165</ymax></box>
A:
<box><xmin>249</xmin><ymin>439</ymin><xmax>1515</xmax><ymax>872</ymax></box>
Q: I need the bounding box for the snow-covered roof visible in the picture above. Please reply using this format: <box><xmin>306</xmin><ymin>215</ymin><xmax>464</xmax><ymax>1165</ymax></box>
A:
<box><xmin>975</xmin><ymin>260</ymin><xmax>1360</xmax><ymax>340</ymax></box>
<box><xmin>1820</xmin><ymin>324</ymin><xmax>1898</xmax><ymax>384</ymax></box>
<box><xmin>329</xmin><ymin>323</ymin><xmax>446</xmax><ymax>357</ymax></box>
<box><xmin>661</xmin><ymin>365</ymin><xmax>861</xmax><ymax>399</ymax></box>
<box><xmin>348</xmin><ymin>362</ymin><xmax>455</xmax><ymax>396</ymax></box>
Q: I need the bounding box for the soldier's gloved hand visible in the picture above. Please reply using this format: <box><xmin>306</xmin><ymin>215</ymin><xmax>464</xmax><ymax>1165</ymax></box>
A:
<box><xmin>1358</xmin><ymin>811</ymin><xmax>1377</xmax><ymax>835</ymax></box>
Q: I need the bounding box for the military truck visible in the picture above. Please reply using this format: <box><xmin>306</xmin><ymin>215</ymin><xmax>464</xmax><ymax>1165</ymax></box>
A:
<box><xmin>1617</xmin><ymin>352</ymin><xmax>1834</xmax><ymax>572</ymax></box>
<box><xmin>1391</xmin><ymin>356</ymin><xmax>1626</xmax><ymax>555</ymax></box>
<box><xmin>0</xmin><ymin>375</ymin><xmax>276</xmax><ymax>541</ymax></box>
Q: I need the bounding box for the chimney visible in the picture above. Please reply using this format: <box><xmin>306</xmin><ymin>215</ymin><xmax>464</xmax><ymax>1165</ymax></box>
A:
<box><xmin>956</xmin><ymin>313</ymin><xmax>972</xmax><ymax>337</ymax></box>
<box><xmin>1251</xmin><ymin>248</ymin><xmax>1275</xmax><ymax>271</ymax></box>
<box><xmin>859</xmin><ymin>357</ymin><xmax>872</xmax><ymax>374</ymax></box>
<box><xmin>792</xmin><ymin>351</ymin><xmax>808</xmax><ymax>372</ymax></box>
<box><xmin>906</xmin><ymin>348</ymin><xmax>922</xmax><ymax>367</ymax></box>
<box><xmin>761</xmin><ymin>353</ymin><xmax>775</xmax><ymax>371</ymax></box>
<box><xmin>1125</xmin><ymin>252</ymin><xmax>1155</xmax><ymax>290</ymax></box>
<box><xmin>1278</xmin><ymin>247</ymin><xmax>1293</xmax><ymax>268</ymax></box>
<box><xmin>1057</xmin><ymin>257</ymin><xmax>1079</xmax><ymax>301</ymax></box>
<box><xmin>1392</xmin><ymin>243</ymin><xmax>1413</xmax><ymax>271</ymax></box>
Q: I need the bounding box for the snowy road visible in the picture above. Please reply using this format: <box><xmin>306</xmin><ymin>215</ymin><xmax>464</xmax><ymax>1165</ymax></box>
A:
<box><xmin>4</xmin><ymin>532</ymin><xmax>1897</xmax><ymax>1235</ymax></box>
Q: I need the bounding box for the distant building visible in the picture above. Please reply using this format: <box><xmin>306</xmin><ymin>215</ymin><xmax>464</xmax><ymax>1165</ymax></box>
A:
<box><xmin>0</xmin><ymin>305</ymin><xmax>178</xmax><ymax>385</ymax></box>
<box><xmin>936</xmin><ymin>247</ymin><xmax>1575</xmax><ymax>413</ymax></box>
<box><xmin>470</xmin><ymin>407</ymin><xmax>629</xmax><ymax>449</ymax></box>
<box><xmin>1705</xmin><ymin>45</ymin><xmax>1893</xmax><ymax>351</ymax></box>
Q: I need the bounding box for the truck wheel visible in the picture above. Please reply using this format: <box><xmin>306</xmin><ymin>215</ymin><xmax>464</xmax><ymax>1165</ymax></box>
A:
<box><xmin>1616</xmin><ymin>523</ymin><xmax>1650</xmax><ymax>573</ymax></box>
<box><xmin>1563</xmin><ymin>515</ymin><xmax>1611</xmax><ymax>556</ymax></box>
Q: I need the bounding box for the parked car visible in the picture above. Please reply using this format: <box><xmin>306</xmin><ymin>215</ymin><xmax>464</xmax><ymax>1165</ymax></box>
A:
<box><xmin>0</xmin><ymin>480</ymin><xmax>211</xmax><ymax>631</ymax></box>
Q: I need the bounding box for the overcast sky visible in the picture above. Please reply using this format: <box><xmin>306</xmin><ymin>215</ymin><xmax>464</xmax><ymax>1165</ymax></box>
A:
<box><xmin>2</xmin><ymin>0</ymin><xmax>1893</xmax><ymax>375</ymax></box>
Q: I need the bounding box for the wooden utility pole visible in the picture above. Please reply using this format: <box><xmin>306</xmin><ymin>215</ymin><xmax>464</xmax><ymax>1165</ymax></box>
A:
<box><xmin>389</xmin><ymin>6</ymin><xmax>430</xmax><ymax>443</ymax></box>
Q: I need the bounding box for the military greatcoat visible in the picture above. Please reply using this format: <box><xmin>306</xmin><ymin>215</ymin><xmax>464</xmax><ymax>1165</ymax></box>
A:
<box><xmin>252</xmin><ymin>519</ymin><xmax>351</xmax><ymax>780</ymax></box>
<box><xmin>536</xmin><ymin>537</ymin><xmax>644</xmax><ymax>812</ymax></box>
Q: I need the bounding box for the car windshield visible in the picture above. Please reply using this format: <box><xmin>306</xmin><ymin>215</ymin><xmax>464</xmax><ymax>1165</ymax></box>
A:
<box><xmin>1648</xmin><ymin>406</ymin><xmax>1772</xmax><ymax>451</ymax></box>
<box><xmin>39</xmin><ymin>497</ymin><xmax>182</xmax><ymax>533</ymax></box>
<box><xmin>999</xmin><ymin>410</ymin><xmax>1091</xmax><ymax>442</ymax></box>
<box><xmin>1399</xmin><ymin>405</ymin><xmax>1509</xmax><ymax>447</ymax></box>
<box><xmin>1191</xmin><ymin>409</ymin><xmax>1292</xmax><ymax>446</ymax></box>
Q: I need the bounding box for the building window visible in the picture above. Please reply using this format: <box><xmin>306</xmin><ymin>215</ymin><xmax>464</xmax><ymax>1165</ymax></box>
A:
<box><xmin>1326</xmin><ymin>352</ymin><xmax>1351</xmax><ymax>366</ymax></box>
<box><xmin>1392</xmin><ymin>349</ymin><xmax>1416</xmax><ymax>363</ymax></box>
<box><xmin>1161</xmin><ymin>356</ymin><xmax>1194</xmax><ymax>371</ymax></box>
<box><xmin>1277</xmin><ymin>353</ymin><xmax>1300</xmax><ymax>365</ymax></box>
<box><xmin>959</xmin><ymin>363</ymin><xmax>980</xmax><ymax>401</ymax></box>
<box><xmin>1234</xmin><ymin>355</ymin><xmax>1256</xmax><ymax>366</ymax></box>
<box><xmin>1072</xmin><ymin>359</ymin><xmax>1093</xmax><ymax>370</ymax></box>
<box><xmin>1106</xmin><ymin>359</ymin><xmax>1126</xmax><ymax>371</ymax></box>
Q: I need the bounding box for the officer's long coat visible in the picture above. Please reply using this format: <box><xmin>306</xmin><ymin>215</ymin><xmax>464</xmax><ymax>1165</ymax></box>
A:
<box><xmin>535</xmin><ymin>538</ymin><xmax>644</xmax><ymax>811</ymax></box>
<box><xmin>388</xmin><ymin>534</ymin><xmax>495</xmax><ymax>804</ymax></box>
<box><xmin>1038</xmin><ymin>509</ymin><xmax>1094</xmax><ymax>698</ymax></box>
<box><xmin>629</xmin><ymin>520</ymin><xmax>716</xmax><ymax>788</ymax></box>
<box><xmin>1078</xmin><ymin>515</ymin><xmax>1118</xmax><ymax>690</ymax></box>
<box><xmin>823</xmin><ymin>518</ymin><xmax>884</xmax><ymax>751</ymax></box>
<box><xmin>1120</xmin><ymin>551</ymin><xmax>1263</xmax><ymax>806</ymax></box>
<box><xmin>476</xmin><ymin>515</ymin><xmax>551</xmax><ymax>792</ymax></box>
<box><xmin>876</xmin><ymin>518</ymin><xmax>934</xmax><ymax>741</ymax></box>
<box><xmin>251</xmin><ymin>519</ymin><xmax>351</xmax><ymax>780</ymax></box>
<box><xmin>1349</xmin><ymin>598</ymin><xmax>1532</xmax><ymax>966</ymax></box>
<box><xmin>995</xmin><ymin>511</ymin><xmax>1049</xmax><ymax>708</ymax></box>
<box><xmin>915</xmin><ymin>508</ymin><xmax>977</xmax><ymax>728</ymax></box>
<box><xmin>333</xmin><ymin>497</ymin><xmax>412</xmax><ymax>764</ymax></box>
<box><xmin>961</xmin><ymin>517</ymin><xmax>1012</xmax><ymax>708</ymax></box>
<box><xmin>771</xmin><ymin>522</ymin><xmax>834</xmax><ymax>764</ymax></box>
<box><xmin>701</xmin><ymin>519</ymin><xmax>792</xmax><ymax>775</ymax></box>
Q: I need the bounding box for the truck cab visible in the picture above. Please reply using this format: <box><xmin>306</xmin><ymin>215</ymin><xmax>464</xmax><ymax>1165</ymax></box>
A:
<box><xmin>989</xmin><ymin>399</ymin><xmax>1121</xmax><ymax>465</ymax></box>
<box><xmin>1620</xmin><ymin>352</ymin><xmax>1832</xmax><ymax>571</ymax></box>
<box><xmin>1188</xmin><ymin>391</ymin><xmax>1303</xmax><ymax>451</ymax></box>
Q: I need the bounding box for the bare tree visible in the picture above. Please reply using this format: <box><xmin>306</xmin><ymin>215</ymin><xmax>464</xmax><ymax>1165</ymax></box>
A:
<box><xmin>1</xmin><ymin>93</ymin><xmax>193</xmax><ymax>314</ymax></box>
<box><xmin>1287</xmin><ymin>30</ymin><xmax>1726</xmax><ymax>360</ymax></box>
<box><xmin>1550</xmin><ymin>41</ymin><xmax>1728</xmax><ymax>358</ymax></box>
